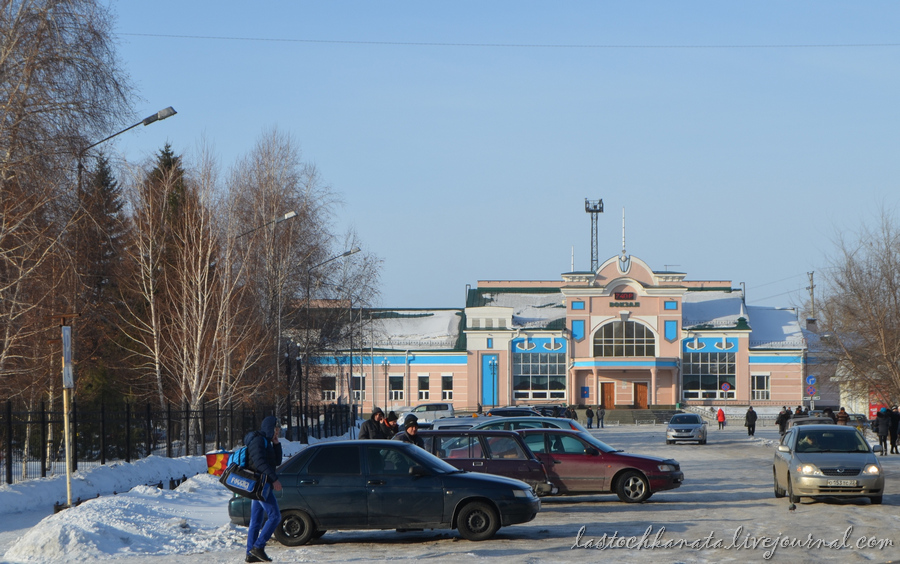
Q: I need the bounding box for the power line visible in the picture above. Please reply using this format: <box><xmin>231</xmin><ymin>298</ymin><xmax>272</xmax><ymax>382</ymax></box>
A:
<box><xmin>118</xmin><ymin>33</ymin><xmax>900</xmax><ymax>50</ymax></box>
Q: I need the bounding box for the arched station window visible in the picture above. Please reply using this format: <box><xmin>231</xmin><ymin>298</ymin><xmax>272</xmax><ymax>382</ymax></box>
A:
<box><xmin>592</xmin><ymin>320</ymin><xmax>656</xmax><ymax>357</ymax></box>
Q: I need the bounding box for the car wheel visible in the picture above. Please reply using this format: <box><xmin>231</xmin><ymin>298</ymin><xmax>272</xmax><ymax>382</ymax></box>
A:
<box><xmin>273</xmin><ymin>509</ymin><xmax>316</xmax><ymax>546</ymax></box>
<box><xmin>666</xmin><ymin>440</ymin><xmax>673</xmax><ymax>445</ymax></box>
<box><xmin>773</xmin><ymin>469</ymin><xmax>785</xmax><ymax>498</ymax></box>
<box><xmin>699</xmin><ymin>439</ymin><xmax>707</xmax><ymax>445</ymax></box>
<box><xmin>616</xmin><ymin>470</ymin><xmax>651</xmax><ymax>503</ymax></box>
<box><xmin>787</xmin><ymin>475</ymin><xmax>800</xmax><ymax>504</ymax></box>
<box><xmin>312</xmin><ymin>529</ymin><xmax>327</xmax><ymax>539</ymax></box>
<box><xmin>457</xmin><ymin>501</ymin><xmax>500</xmax><ymax>541</ymax></box>
<box><xmin>870</xmin><ymin>496</ymin><xmax>883</xmax><ymax>505</ymax></box>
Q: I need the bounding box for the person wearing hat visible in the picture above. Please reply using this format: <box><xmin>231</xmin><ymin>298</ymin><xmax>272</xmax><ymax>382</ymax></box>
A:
<box><xmin>874</xmin><ymin>407</ymin><xmax>891</xmax><ymax>456</ymax></box>
<box><xmin>359</xmin><ymin>407</ymin><xmax>386</xmax><ymax>440</ymax></box>
<box><xmin>244</xmin><ymin>416</ymin><xmax>283</xmax><ymax>563</ymax></box>
<box><xmin>392</xmin><ymin>414</ymin><xmax>424</xmax><ymax>448</ymax></box>
<box><xmin>381</xmin><ymin>410</ymin><xmax>399</xmax><ymax>439</ymax></box>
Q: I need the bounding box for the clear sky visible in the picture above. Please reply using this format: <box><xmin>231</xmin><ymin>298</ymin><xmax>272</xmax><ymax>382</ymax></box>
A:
<box><xmin>108</xmin><ymin>1</ymin><xmax>900</xmax><ymax>309</ymax></box>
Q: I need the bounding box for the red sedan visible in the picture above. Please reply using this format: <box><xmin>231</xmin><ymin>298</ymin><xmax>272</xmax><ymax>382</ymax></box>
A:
<box><xmin>516</xmin><ymin>429</ymin><xmax>684</xmax><ymax>502</ymax></box>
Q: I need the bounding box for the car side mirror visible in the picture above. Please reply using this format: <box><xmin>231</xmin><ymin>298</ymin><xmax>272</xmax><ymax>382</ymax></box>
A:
<box><xmin>776</xmin><ymin>445</ymin><xmax>790</xmax><ymax>453</ymax></box>
<box><xmin>873</xmin><ymin>445</ymin><xmax>883</xmax><ymax>453</ymax></box>
<box><xmin>409</xmin><ymin>465</ymin><xmax>430</xmax><ymax>477</ymax></box>
<box><xmin>584</xmin><ymin>447</ymin><xmax>600</xmax><ymax>456</ymax></box>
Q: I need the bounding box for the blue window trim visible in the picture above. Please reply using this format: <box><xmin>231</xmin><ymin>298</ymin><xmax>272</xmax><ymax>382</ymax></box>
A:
<box><xmin>664</xmin><ymin>320</ymin><xmax>678</xmax><ymax>342</ymax></box>
<box><xmin>664</xmin><ymin>301</ymin><xmax>678</xmax><ymax>310</ymax></box>
<box><xmin>487</xmin><ymin>338</ymin><xmax>493</xmax><ymax>349</ymax></box>
<box><xmin>571</xmin><ymin>301</ymin><xmax>585</xmax><ymax>310</ymax></box>
<box><xmin>572</xmin><ymin>320</ymin><xmax>585</xmax><ymax>341</ymax></box>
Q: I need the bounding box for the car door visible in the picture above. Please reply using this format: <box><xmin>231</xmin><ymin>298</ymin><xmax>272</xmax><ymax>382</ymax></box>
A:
<box><xmin>479</xmin><ymin>433</ymin><xmax>547</xmax><ymax>488</ymax></box>
<box><xmin>773</xmin><ymin>429</ymin><xmax>796</xmax><ymax>487</ymax></box>
<box><xmin>530</xmin><ymin>431</ymin><xmax>606</xmax><ymax>493</ymax></box>
<box><xmin>364</xmin><ymin>444</ymin><xmax>444</xmax><ymax>528</ymax></box>
<box><xmin>296</xmin><ymin>444</ymin><xmax>368</xmax><ymax>528</ymax></box>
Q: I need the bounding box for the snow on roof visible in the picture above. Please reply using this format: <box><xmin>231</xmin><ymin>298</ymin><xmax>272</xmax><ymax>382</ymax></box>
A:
<box><xmin>473</xmin><ymin>290</ymin><xmax>566</xmax><ymax>329</ymax></box>
<box><xmin>682</xmin><ymin>291</ymin><xmax>744</xmax><ymax>328</ymax></box>
<box><xmin>364</xmin><ymin>309</ymin><xmax>462</xmax><ymax>349</ymax></box>
<box><xmin>747</xmin><ymin>306</ymin><xmax>805</xmax><ymax>349</ymax></box>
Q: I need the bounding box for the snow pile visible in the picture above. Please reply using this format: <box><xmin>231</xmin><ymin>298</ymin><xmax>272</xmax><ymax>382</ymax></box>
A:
<box><xmin>682</xmin><ymin>291</ymin><xmax>744</xmax><ymax>328</ymax></box>
<box><xmin>3</xmin><ymin>473</ymin><xmax>241</xmax><ymax>563</ymax></box>
<box><xmin>368</xmin><ymin>309</ymin><xmax>462</xmax><ymax>349</ymax></box>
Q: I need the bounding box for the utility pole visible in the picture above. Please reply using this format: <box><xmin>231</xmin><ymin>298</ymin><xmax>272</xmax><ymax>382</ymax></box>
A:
<box><xmin>807</xmin><ymin>272</ymin><xmax>816</xmax><ymax>319</ymax></box>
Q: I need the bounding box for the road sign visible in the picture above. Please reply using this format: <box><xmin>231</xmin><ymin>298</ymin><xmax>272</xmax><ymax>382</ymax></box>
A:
<box><xmin>62</xmin><ymin>326</ymin><xmax>74</xmax><ymax>389</ymax></box>
<box><xmin>721</xmin><ymin>382</ymin><xmax>731</xmax><ymax>391</ymax></box>
<box><xmin>806</xmin><ymin>375</ymin><xmax>817</xmax><ymax>386</ymax></box>
<box><xmin>806</xmin><ymin>385</ymin><xmax>817</xmax><ymax>396</ymax></box>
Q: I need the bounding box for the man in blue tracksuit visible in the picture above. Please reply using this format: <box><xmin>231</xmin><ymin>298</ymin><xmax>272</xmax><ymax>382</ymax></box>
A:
<box><xmin>245</xmin><ymin>416</ymin><xmax>283</xmax><ymax>563</ymax></box>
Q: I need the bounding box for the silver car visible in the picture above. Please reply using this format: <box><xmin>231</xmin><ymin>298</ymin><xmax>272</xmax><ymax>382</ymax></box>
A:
<box><xmin>471</xmin><ymin>416</ymin><xmax>588</xmax><ymax>433</ymax></box>
<box><xmin>666</xmin><ymin>413</ymin><xmax>708</xmax><ymax>445</ymax></box>
<box><xmin>773</xmin><ymin>424</ymin><xmax>885</xmax><ymax>504</ymax></box>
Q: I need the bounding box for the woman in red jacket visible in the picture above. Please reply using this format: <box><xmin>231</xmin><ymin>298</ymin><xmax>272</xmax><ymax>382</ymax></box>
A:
<box><xmin>717</xmin><ymin>408</ymin><xmax>726</xmax><ymax>430</ymax></box>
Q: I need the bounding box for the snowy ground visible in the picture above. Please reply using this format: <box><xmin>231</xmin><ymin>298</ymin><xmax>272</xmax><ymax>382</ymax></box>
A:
<box><xmin>1</xmin><ymin>425</ymin><xmax>898</xmax><ymax>563</ymax></box>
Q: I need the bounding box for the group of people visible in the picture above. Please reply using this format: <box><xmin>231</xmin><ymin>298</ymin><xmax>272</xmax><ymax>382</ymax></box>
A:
<box><xmin>554</xmin><ymin>405</ymin><xmax>606</xmax><ymax>429</ymax></box>
<box><xmin>359</xmin><ymin>407</ymin><xmax>425</xmax><ymax>448</ymax></box>
<box><xmin>872</xmin><ymin>406</ymin><xmax>900</xmax><ymax>456</ymax></box>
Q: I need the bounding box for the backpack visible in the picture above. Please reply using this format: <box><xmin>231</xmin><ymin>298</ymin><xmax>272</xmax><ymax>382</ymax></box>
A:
<box><xmin>231</xmin><ymin>446</ymin><xmax>249</xmax><ymax>468</ymax></box>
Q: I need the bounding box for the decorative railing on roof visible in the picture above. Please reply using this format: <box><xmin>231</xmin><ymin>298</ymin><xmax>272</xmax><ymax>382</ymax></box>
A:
<box><xmin>749</xmin><ymin>339</ymin><xmax>806</xmax><ymax>349</ymax></box>
<box><xmin>682</xmin><ymin>318</ymin><xmax>741</xmax><ymax>328</ymax></box>
<box><xmin>361</xmin><ymin>338</ymin><xmax>456</xmax><ymax>349</ymax></box>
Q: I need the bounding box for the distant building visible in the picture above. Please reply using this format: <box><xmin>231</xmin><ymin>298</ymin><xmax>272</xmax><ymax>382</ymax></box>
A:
<box><xmin>310</xmin><ymin>253</ymin><xmax>824</xmax><ymax>413</ymax></box>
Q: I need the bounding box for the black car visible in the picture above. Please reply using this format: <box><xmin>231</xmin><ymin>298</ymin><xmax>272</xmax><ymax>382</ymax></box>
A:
<box><xmin>228</xmin><ymin>440</ymin><xmax>541</xmax><ymax>545</ymax></box>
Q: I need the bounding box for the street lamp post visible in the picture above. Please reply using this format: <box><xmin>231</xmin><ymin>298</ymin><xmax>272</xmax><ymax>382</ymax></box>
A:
<box><xmin>489</xmin><ymin>358</ymin><xmax>498</xmax><ymax>409</ymax></box>
<box><xmin>382</xmin><ymin>358</ymin><xmax>390</xmax><ymax>409</ymax></box>
<box><xmin>300</xmin><ymin>246</ymin><xmax>361</xmax><ymax>442</ymax></box>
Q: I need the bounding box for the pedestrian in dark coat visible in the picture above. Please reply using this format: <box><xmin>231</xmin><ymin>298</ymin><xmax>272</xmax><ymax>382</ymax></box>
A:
<box><xmin>875</xmin><ymin>408</ymin><xmax>891</xmax><ymax>456</ymax></box>
<box><xmin>359</xmin><ymin>407</ymin><xmax>386</xmax><ymax>440</ymax></box>
<box><xmin>380</xmin><ymin>410</ymin><xmax>399</xmax><ymax>439</ymax></box>
<box><xmin>244</xmin><ymin>415</ymin><xmax>283</xmax><ymax>563</ymax></box>
<box><xmin>392</xmin><ymin>415</ymin><xmax>424</xmax><ymax>448</ymax></box>
<box><xmin>775</xmin><ymin>407</ymin><xmax>790</xmax><ymax>435</ymax></box>
<box><xmin>744</xmin><ymin>406</ymin><xmax>758</xmax><ymax>437</ymax></box>
<box><xmin>585</xmin><ymin>406</ymin><xmax>595</xmax><ymax>429</ymax></box>
<box><xmin>835</xmin><ymin>407</ymin><xmax>850</xmax><ymax>426</ymax></box>
<box><xmin>890</xmin><ymin>406</ymin><xmax>900</xmax><ymax>454</ymax></box>
<box><xmin>597</xmin><ymin>407</ymin><xmax>606</xmax><ymax>429</ymax></box>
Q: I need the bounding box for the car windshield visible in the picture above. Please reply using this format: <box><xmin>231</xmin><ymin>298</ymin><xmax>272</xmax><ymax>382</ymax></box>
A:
<box><xmin>670</xmin><ymin>415</ymin><xmax>702</xmax><ymax>425</ymax></box>
<box><xmin>575</xmin><ymin>432</ymin><xmax>619</xmax><ymax>453</ymax></box>
<box><xmin>795</xmin><ymin>429</ymin><xmax>870</xmax><ymax>454</ymax></box>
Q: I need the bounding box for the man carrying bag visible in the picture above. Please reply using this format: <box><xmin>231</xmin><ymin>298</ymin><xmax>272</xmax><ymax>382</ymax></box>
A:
<box><xmin>244</xmin><ymin>416</ymin><xmax>283</xmax><ymax>563</ymax></box>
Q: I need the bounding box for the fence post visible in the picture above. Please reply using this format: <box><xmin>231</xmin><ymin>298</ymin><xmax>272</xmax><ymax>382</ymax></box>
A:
<box><xmin>40</xmin><ymin>401</ymin><xmax>47</xmax><ymax>478</ymax></box>
<box><xmin>100</xmin><ymin>403</ymin><xmax>106</xmax><ymax>465</ymax></box>
<box><xmin>72</xmin><ymin>400</ymin><xmax>78</xmax><ymax>472</ymax></box>
<box><xmin>5</xmin><ymin>401</ymin><xmax>11</xmax><ymax>485</ymax></box>
<box><xmin>125</xmin><ymin>403</ymin><xmax>132</xmax><ymax>463</ymax></box>
<box><xmin>166</xmin><ymin>403</ymin><xmax>172</xmax><ymax>459</ymax></box>
<box><xmin>182</xmin><ymin>401</ymin><xmax>189</xmax><ymax>457</ymax></box>
<box><xmin>199</xmin><ymin>402</ymin><xmax>206</xmax><ymax>456</ymax></box>
<box><xmin>146</xmin><ymin>403</ymin><xmax>152</xmax><ymax>458</ymax></box>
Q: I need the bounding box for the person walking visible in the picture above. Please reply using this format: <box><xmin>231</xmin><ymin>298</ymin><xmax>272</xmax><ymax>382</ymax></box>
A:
<box><xmin>717</xmin><ymin>408</ymin><xmax>726</xmax><ymax>430</ymax></box>
<box><xmin>835</xmin><ymin>407</ymin><xmax>850</xmax><ymax>426</ymax></box>
<box><xmin>244</xmin><ymin>416</ymin><xmax>283</xmax><ymax>563</ymax></box>
<box><xmin>381</xmin><ymin>411</ymin><xmax>399</xmax><ymax>439</ymax></box>
<box><xmin>597</xmin><ymin>406</ymin><xmax>606</xmax><ymax>429</ymax></box>
<box><xmin>585</xmin><ymin>406</ymin><xmax>594</xmax><ymax>429</ymax></box>
<box><xmin>392</xmin><ymin>415</ymin><xmax>425</xmax><ymax>448</ymax></box>
<box><xmin>744</xmin><ymin>406</ymin><xmax>758</xmax><ymax>437</ymax></box>
<box><xmin>889</xmin><ymin>406</ymin><xmax>900</xmax><ymax>454</ymax></box>
<box><xmin>875</xmin><ymin>408</ymin><xmax>891</xmax><ymax>456</ymax></box>
<box><xmin>359</xmin><ymin>407</ymin><xmax>386</xmax><ymax>439</ymax></box>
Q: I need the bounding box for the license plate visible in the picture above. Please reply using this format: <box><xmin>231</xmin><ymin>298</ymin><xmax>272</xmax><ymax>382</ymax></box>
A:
<box><xmin>826</xmin><ymin>479</ymin><xmax>858</xmax><ymax>486</ymax></box>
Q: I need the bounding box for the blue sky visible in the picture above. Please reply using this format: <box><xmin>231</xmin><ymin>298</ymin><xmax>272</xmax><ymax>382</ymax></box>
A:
<box><xmin>109</xmin><ymin>1</ymin><xmax>900</xmax><ymax>309</ymax></box>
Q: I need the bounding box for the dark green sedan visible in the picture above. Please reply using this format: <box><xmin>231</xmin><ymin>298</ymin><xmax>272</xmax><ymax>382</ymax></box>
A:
<box><xmin>228</xmin><ymin>440</ymin><xmax>541</xmax><ymax>545</ymax></box>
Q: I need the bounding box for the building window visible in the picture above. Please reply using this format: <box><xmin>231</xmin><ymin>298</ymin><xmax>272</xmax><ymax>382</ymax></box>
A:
<box><xmin>752</xmin><ymin>373</ymin><xmax>770</xmax><ymax>401</ymax></box>
<box><xmin>418</xmin><ymin>375</ymin><xmax>430</xmax><ymax>400</ymax></box>
<box><xmin>442</xmin><ymin>375</ymin><xmax>453</xmax><ymax>400</ymax></box>
<box><xmin>664</xmin><ymin>301</ymin><xmax>678</xmax><ymax>310</ymax></box>
<box><xmin>571</xmin><ymin>301</ymin><xmax>585</xmax><ymax>310</ymax></box>
<box><xmin>682</xmin><ymin>352</ymin><xmax>736</xmax><ymax>400</ymax></box>
<box><xmin>593</xmin><ymin>320</ymin><xmax>656</xmax><ymax>357</ymax></box>
<box><xmin>321</xmin><ymin>375</ymin><xmax>336</xmax><ymax>401</ymax></box>
<box><xmin>664</xmin><ymin>320</ymin><xmax>678</xmax><ymax>342</ymax></box>
<box><xmin>487</xmin><ymin>338</ymin><xmax>493</xmax><ymax>349</ymax></box>
<box><xmin>352</xmin><ymin>390</ymin><xmax>366</xmax><ymax>401</ymax></box>
<box><xmin>351</xmin><ymin>374</ymin><xmax>365</xmax><ymax>400</ymax></box>
<box><xmin>512</xmin><ymin>352</ymin><xmax>567</xmax><ymax>401</ymax></box>
<box><xmin>571</xmin><ymin>320</ymin><xmax>585</xmax><ymax>341</ymax></box>
<box><xmin>389</xmin><ymin>375</ymin><xmax>404</xmax><ymax>401</ymax></box>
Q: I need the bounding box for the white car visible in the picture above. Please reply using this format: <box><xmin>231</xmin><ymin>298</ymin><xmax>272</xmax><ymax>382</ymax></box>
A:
<box><xmin>399</xmin><ymin>402</ymin><xmax>455</xmax><ymax>423</ymax></box>
<box><xmin>666</xmin><ymin>413</ymin><xmax>708</xmax><ymax>445</ymax></box>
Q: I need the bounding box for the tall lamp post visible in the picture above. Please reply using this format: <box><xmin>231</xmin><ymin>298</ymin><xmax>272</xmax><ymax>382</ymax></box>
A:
<box><xmin>382</xmin><ymin>358</ymin><xmax>390</xmax><ymax>409</ymax></box>
<box><xmin>488</xmin><ymin>358</ymin><xmax>498</xmax><ymax>409</ymax></box>
<box><xmin>300</xmin><ymin>246</ymin><xmax>361</xmax><ymax>442</ymax></box>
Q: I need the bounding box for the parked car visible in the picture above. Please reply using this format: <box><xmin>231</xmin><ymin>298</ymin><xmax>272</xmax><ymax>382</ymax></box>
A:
<box><xmin>773</xmin><ymin>424</ymin><xmax>884</xmax><ymax>504</ymax></box>
<box><xmin>419</xmin><ymin>429</ymin><xmax>555</xmax><ymax>495</ymax></box>
<box><xmin>848</xmin><ymin>414</ymin><xmax>871</xmax><ymax>430</ymax></box>
<box><xmin>228</xmin><ymin>440</ymin><xmax>540</xmax><ymax>544</ymax></box>
<box><xmin>515</xmin><ymin>428</ymin><xmax>684</xmax><ymax>502</ymax></box>
<box><xmin>529</xmin><ymin>405</ymin><xmax>568</xmax><ymax>417</ymax></box>
<box><xmin>399</xmin><ymin>402</ymin><xmax>455</xmax><ymax>423</ymax></box>
<box><xmin>486</xmin><ymin>407</ymin><xmax>541</xmax><ymax>417</ymax></box>
<box><xmin>429</xmin><ymin>417</ymin><xmax>478</xmax><ymax>430</ymax></box>
<box><xmin>471</xmin><ymin>416</ymin><xmax>589</xmax><ymax>433</ymax></box>
<box><xmin>665</xmin><ymin>413</ymin><xmax>708</xmax><ymax>445</ymax></box>
<box><xmin>786</xmin><ymin>416</ymin><xmax>835</xmax><ymax>430</ymax></box>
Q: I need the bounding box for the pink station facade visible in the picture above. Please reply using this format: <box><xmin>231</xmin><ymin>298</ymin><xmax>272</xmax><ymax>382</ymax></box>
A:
<box><xmin>330</xmin><ymin>254</ymin><xmax>820</xmax><ymax>414</ymax></box>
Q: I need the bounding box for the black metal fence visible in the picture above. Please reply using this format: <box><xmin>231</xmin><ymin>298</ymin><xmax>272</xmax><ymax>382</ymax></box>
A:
<box><xmin>0</xmin><ymin>400</ymin><xmax>357</xmax><ymax>485</ymax></box>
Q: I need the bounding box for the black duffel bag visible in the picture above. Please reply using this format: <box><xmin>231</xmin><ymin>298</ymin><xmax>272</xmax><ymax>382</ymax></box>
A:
<box><xmin>219</xmin><ymin>463</ymin><xmax>271</xmax><ymax>501</ymax></box>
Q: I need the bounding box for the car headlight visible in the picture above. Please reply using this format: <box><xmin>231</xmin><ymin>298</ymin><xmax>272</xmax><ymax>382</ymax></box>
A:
<box><xmin>795</xmin><ymin>464</ymin><xmax>820</xmax><ymax>475</ymax></box>
<box><xmin>658</xmin><ymin>464</ymin><xmax>676</xmax><ymax>472</ymax></box>
<box><xmin>863</xmin><ymin>464</ymin><xmax>881</xmax><ymax>475</ymax></box>
<box><xmin>513</xmin><ymin>489</ymin><xmax>531</xmax><ymax>498</ymax></box>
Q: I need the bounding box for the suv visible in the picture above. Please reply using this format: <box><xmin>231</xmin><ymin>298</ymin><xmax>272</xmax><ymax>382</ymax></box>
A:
<box><xmin>419</xmin><ymin>429</ymin><xmax>555</xmax><ymax>495</ymax></box>
<box><xmin>399</xmin><ymin>402</ymin><xmax>455</xmax><ymax>423</ymax></box>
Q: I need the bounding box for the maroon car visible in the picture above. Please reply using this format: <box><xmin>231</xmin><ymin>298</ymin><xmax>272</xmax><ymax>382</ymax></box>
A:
<box><xmin>419</xmin><ymin>430</ymin><xmax>555</xmax><ymax>495</ymax></box>
<box><xmin>516</xmin><ymin>429</ymin><xmax>684</xmax><ymax>502</ymax></box>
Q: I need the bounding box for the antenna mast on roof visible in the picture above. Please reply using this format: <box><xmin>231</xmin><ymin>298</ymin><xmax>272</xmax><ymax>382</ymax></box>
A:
<box><xmin>621</xmin><ymin>208</ymin><xmax>626</xmax><ymax>258</ymax></box>
<box><xmin>585</xmin><ymin>198</ymin><xmax>603</xmax><ymax>271</ymax></box>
